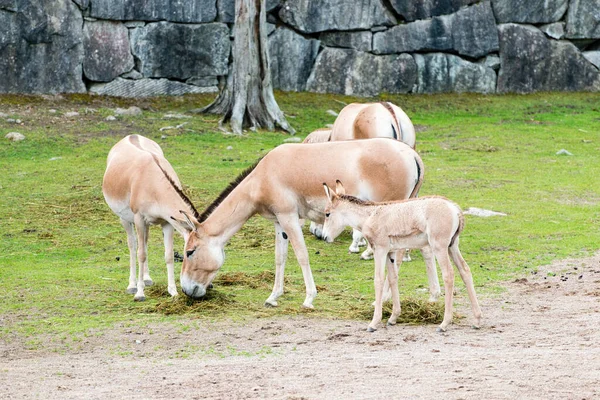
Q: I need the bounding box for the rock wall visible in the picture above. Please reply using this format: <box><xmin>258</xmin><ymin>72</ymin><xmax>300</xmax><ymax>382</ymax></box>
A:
<box><xmin>1</xmin><ymin>0</ymin><xmax>599</xmax><ymax>96</ymax></box>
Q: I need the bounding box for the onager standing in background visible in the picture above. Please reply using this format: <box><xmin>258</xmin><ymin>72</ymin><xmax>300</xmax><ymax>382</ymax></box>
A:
<box><xmin>305</xmin><ymin>102</ymin><xmax>417</xmax><ymax>260</ymax></box>
<box><xmin>322</xmin><ymin>181</ymin><xmax>482</xmax><ymax>332</ymax></box>
<box><xmin>102</xmin><ymin>134</ymin><xmax>201</xmax><ymax>301</ymax></box>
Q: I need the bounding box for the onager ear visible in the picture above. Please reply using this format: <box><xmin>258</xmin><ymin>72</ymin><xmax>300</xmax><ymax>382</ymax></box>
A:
<box><xmin>171</xmin><ymin>210</ymin><xmax>199</xmax><ymax>232</ymax></box>
<box><xmin>335</xmin><ymin>180</ymin><xmax>346</xmax><ymax>195</ymax></box>
<box><xmin>323</xmin><ymin>183</ymin><xmax>335</xmax><ymax>203</ymax></box>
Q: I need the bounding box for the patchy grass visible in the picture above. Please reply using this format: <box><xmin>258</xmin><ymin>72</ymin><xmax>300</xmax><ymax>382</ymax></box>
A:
<box><xmin>1</xmin><ymin>91</ymin><xmax>600</xmax><ymax>344</ymax></box>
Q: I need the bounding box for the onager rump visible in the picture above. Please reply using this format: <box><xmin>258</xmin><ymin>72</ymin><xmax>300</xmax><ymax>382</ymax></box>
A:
<box><xmin>177</xmin><ymin>138</ymin><xmax>426</xmax><ymax>309</ymax></box>
<box><xmin>322</xmin><ymin>181</ymin><xmax>482</xmax><ymax>332</ymax></box>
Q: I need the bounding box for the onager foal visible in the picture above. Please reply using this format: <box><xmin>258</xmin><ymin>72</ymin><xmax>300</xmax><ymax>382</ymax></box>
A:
<box><xmin>322</xmin><ymin>181</ymin><xmax>482</xmax><ymax>332</ymax></box>
<box><xmin>102</xmin><ymin>134</ymin><xmax>202</xmax><ymax>301</ymax></box>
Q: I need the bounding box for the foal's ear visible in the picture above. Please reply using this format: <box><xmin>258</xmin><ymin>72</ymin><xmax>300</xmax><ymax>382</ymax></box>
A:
<box><xmin>323</xmin><ymin>183</ymin><xmax>335</xmax><ymax>203</ymax></box>
<box><xmin>335</xmin><ymin>180</ymin><xmax>346</xmax><ymax>195</ymax></box>
<box><xmin>171</xmin><ymin>210</ymin><xmax>199</xmax><ymax>232</ymax></box>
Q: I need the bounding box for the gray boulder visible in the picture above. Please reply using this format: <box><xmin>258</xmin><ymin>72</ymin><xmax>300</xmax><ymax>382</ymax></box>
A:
<box><xmin>0</xmin><ymin>0</ymin><xmax>17</xmax><ymax>11</ymax></box>
<box><xmin>373</xmin><ymin>2</ymin><xmax>498</xmax><ymax>59</ymax></box>
<box><xmin>492</xmin><ymin>0</ymin><xmax>568</xmax><ymax>24</ymax></box>
<box><xmin>0</xmin><ymin>0</ymin><xmax>85</xmax><ymax>94</ymax></box>
<box><xmin>89</xmin><ymin>78</ymin><xmax>218</xmax><ymax>97</ymax></box>
<box><xmin>279</xmin><ymin>0</ymin><xmax>396</xmax><ymax>34</ymax></box>
<box><xmin>497</xmin><ymin>24</ymin><xmax>600</xmax><ymax>93</ymax></box>
<box><xmin>269</xmin><ymin>28</ymin><xmax>320</xmax><ymax>91</ymax></box>
<box><xmin>218</xmin><ymin>0</ymin><xmax>281</xmax><ymax>23</ymax></box>
<box><xmin>89</xmin><ymin>0</ymin><xmax>217</xmax><ymax>23</ymax></box>
<box><xmin>414</xmin><ymin>53</ymin><xmax>496</xmax><ymax>94</ymax></box>
<box><xmin>306</xmin><ymin>48</ymin><xmax>417</xmax><ymax>96</ymax></box>
<box><xmin>130</xmin><ymin>22</ymin><xmax>230</xmax><ymax>80</ymax></box>
<box><xmin>389</xmin><ymin>0</ymin><xmax>478</xmax><ymax>22</ymax></box>
<box><xmin>83</xmin><ymin>21</ymin><xmax>134</xmax><ymax>82</ymax></box>
<box><xmin>320</xmin><ymin>31</ymin><xmax>372</xmax><ymax>52</ymax></box>
<box><xmin>540</xmin><ymin>22</ymin><xmax>565</xmax><ymax>39</ymax></box>
<box><xmin>566</xmin><ymin>0</ymin><xmax>600</xmax><ymax>39</ymax></box>
<box><xmin>583</xmin><ymin>51</ymin><xmax>600</xmax><ymax>69</ymax></box>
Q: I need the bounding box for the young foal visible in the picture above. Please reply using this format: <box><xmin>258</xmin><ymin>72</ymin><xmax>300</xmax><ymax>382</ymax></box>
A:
<box><xmin>102</xmin><ymin>134</ymin><xmax>202</xmax><ymax>301</ymax></box>
<box><xmin>322</xmin><ymin>181</ymin><xmax>482</xmax><ymax>332</ymax></box>
<box><xmin>175</xmin><ymin>138</ymin><xmax>429</xmax><ymax>309</ymax></box>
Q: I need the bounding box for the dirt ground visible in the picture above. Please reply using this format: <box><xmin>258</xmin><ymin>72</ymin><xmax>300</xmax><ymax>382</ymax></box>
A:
<box><xmin>1</xmin><ymin>254</ymin><xmax>599</xmax><ymax>400</ymax></box>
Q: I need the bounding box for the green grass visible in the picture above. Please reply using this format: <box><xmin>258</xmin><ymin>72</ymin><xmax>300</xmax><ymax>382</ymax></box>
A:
<box><xmin>1</xmin><ymin>92</ymin><xmax>600</xmax><ymax>345</ymax></box>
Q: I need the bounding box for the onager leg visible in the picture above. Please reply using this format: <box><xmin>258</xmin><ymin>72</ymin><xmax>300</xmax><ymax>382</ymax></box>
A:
<box><xmin>349</xmin><ymin>229</ymin><xmax>365</xmax><ymax>253</ymax></box>
<box><xmin>265</xmin><ymin>221</ymin><xmax>289</xmax><ymax>307</ymax></box>
<box><xmin>162</xmin><ymin>223</ymin><xmax>178</xmax><ymax>297</ymax></box>
<box><xmin>386</xmin><ymin>250</ymin><xmax>402</xmax><ymax>326</ymax></box>
<box><xmin>277</xmin><ymin>214</ymin><xmax>317</xmax><ymax>309</ymax></box>
<box><xmin>368</xmin><ymin>247</ymin><xmax>389</xmax><ymax>332</ymax></box>
<box><xmin>421</xmin><ymin>245</ymin><xmax>441</xmax><ymax>302</ymax></box>
<box><xmin>133</xmin><ymin>215</ymin><xmax>150</xmax><ymax>302</ymax></box>
<box><xmin>360</xmin><ymin>241</ymin><xmax>374</xmax><ymax>260</ymax></box>
<box><xmin>120</xmin><ymin>218</ymin><xmax>138</xmax><ymax>295</ymax></box>
<box><xmin>433</xmin><ymin>245</ymin><xmax>455</xmax><ymax>332</ymax></box>
<box><xmin>450</xmin><ymin>240</ymin><xmax>482</xmax><ymax>329</ymax></box>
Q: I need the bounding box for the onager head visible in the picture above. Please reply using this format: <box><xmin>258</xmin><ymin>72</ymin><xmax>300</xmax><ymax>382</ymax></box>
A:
<box><xmin>322</xmin><ymin>180</ymin><xmax>350</xmax><ymax>243</ymax></box>
<box><xmin>173</xmin><ymin>211</ymin><xmax>223</xmax><ymax>299</ymax></box>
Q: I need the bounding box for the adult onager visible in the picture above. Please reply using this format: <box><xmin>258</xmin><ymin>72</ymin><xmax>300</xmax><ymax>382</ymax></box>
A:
<box><xmin>306</xmin><ymin>102</ymin><xmax>417</xmax><ymax>258</ymax></box>
<box><xmin>330</xmin><ymin>102</ymin><xmax>416</xmax><ymax>148</ymax></box>
<box><xmin>102</xmin><ymin>134</ymin><xmax>202</xmax><ymax>301</ymax></box>
<box><xmin>322</xmin><ymin>181</ymin><xmax>482</xmax><ymax>332</ymax></box>
<box><xmin>175</xmin><ymin>138</ymin><xmax>425</xmax><ymax>309</ymax></box>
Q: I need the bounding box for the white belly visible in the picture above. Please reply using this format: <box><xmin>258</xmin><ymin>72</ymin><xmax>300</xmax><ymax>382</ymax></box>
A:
<box><xmin>389</xmin><ymin>233</ymin><xmax>429</xmax><ymax>250</ymax></box>
<box><xmin>104</xmin><ymin>194</ymin><xmax>134</xmax><ymax>222</ymax></box>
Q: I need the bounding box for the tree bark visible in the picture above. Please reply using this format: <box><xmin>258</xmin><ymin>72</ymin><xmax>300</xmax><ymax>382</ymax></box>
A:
<box><xmin>199</xmin><ymin>0</ymin><xmax>295</xmax><ymax>135</ymax></box>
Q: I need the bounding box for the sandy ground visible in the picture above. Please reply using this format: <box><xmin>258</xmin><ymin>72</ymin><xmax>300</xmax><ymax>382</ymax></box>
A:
<box><xmin>1</xmin><ymin>254</ymin><xmax>599</xmax><ymax>400</ymax></box>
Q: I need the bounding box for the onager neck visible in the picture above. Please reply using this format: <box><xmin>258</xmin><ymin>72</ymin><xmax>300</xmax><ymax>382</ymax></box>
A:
<box><xmin>200</xmin><ymin>178</ymin><xmax>258</xmax><ymax>244</ymax></box>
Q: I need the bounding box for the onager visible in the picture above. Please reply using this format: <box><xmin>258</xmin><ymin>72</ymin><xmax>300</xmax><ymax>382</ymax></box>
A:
<box><xmin>102</xmin><ymin>134</ymin><xmax>202</xmax><ymax>301</ymax></box>
<box><xmin>306</xmin><ymin>102</ymin><xmax>417</xmax><ymax>259</ymax></box>
<box><xmin>175</xmin><ymin>138</ymin><xmax>429</xmax><ymax>309</ymax></box>
<box><xmin>322</xmin><ymin>181</ymin><xmax>482</xmax><ymax>332</ymax></box>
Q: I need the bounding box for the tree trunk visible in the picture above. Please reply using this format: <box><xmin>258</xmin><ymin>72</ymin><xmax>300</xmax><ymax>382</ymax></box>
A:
<box><xmin>199</xmin><ymin>0</ymin><xmax>295</xmax><ymax>135</ymax></box>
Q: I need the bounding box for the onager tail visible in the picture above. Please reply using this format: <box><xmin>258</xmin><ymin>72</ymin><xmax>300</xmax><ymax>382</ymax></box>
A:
<box><xmin>408</xmin><ymin>156</ymin><xmax>424</xmax><ymax>199</ymax></box>
<box><xmin>379</xmin><ymin>101</ymin><xmax>403</xmax><ymax>143</ymax></box>
<box><xmin>449</xmin><ymin>211</ymin><xmax>464</xmax><ymax>248</ymax></box>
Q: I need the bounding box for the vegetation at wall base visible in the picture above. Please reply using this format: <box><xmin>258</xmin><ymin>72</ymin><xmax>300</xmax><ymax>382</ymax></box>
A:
<box><xmin>1</xmin><ymin>91</ymin><xmax>599</xmax><ymax>346</ymax></box>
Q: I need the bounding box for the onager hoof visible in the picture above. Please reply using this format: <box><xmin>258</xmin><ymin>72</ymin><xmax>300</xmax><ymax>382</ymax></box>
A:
<box><xmin>302</xmin><ymin>302</ymin><xmax>315</xmax><ymax>309</ymax></box>
<box><xmin>126</xmin><ymin>287</ymin><xmax>137</xmax><ymax>295</ymax></box>
<box><xmin>134</xmin><ymin>295</ymin><xmax>146</xmax><ymax>302</ymax></box>
<box><xmin>144</xmin><ymin>279</ymin><xmax>154</xmax><ymax>287</ymax></box>
<box><xmin>367</xmin><ymin>326</ymin><xmax>377</xmax><ymax>333</ymax></box>
<box><xmin>360</xmin><ymin>253</ymin><xmax>374</xmax><ymax>261</ymax></box>
<box><xmin>387</xmin><ymin>320</ymin><xmax>397</xmax><ymax>326</ymax></box>
<box><xmin>264</xmin><ymin>300</ymin><xmax>278</xmax><ymax>308</ymax></box>
<box><xmin>436</xmin><ymin>326</ymin><xmax>447</xmax><ymax>333</ymax></box>
<box><xmin>472</xmin><ymin>324</ymin><xmax>481</xmax><ymax>330</ymax></box>
<box><xmin>348</xmin><ymin>245</ymin><xmax>360</xmax><ymax>254</ymax></box>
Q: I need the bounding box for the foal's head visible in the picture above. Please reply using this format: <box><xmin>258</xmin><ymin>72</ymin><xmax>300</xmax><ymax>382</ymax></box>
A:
<box><xmin>322</xmin><ymin>180</ymin><xmax>349</xmax><ymax>243</ymax></box>
<box><xmin>173</xmin><ymin>211</ymin><xmax>223</xmax><ymax>299</ymax></box>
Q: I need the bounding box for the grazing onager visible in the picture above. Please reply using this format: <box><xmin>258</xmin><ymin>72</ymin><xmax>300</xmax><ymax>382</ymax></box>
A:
<box><xmin>176</xmin><ymin>138</ymin><xmax>432</xmax><ymax>308</ymax></box>
<box><xmin>102</xmin><ymin>134</ymin><xmax>202</xmax><ymax>301</ymax></box>
<box><xmin>322</xmin><ymin>181</ymin><xmax>482</xmax><ymax>332</ymax></box>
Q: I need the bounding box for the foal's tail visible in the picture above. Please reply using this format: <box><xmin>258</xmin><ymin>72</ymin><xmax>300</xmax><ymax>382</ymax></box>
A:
<box><xmin>449</xmin><ymin>207</ymin><xmax>465</xmax><ymax>248</ymax></box>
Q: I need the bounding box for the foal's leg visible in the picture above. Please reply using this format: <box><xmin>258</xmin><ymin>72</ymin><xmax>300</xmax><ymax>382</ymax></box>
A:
<box><xmin>162</xmin><ymin>223</ymin><xmax>178</xmax><ymax>297</ymax></box>
<box><xmin>133</xmin><ymin>215</ymin><xmax>150</xmax><ymax>301</ymax></box>
<box><xmin>276</xmin><ymin>214</ymin><xmax>317</xmax><ymax>309</ymax></box>
<box><xmin>120</xmin><ymin>218</ymin><xmax>138</xmax><ymax>295</ymax></box>
<box><xmin>368</xmin><ymin>247</ymin><xmax>389</xmax><ymax>332</ymax></box>
<box><xmin>433</xmin><ymin>245</ymin><xmax>455</xmax><ymax>332</ymax></box>
<box><xmin>265</xmin><ymin>221</ymin><xmax>289</xmax><ymax>307</ymax></box>
<box><xmin>387</xmin><ymin>250</ymin><xmax>402</xmax><ymax>326</ymax></box>
<box><xmin>421</xmin><ymin>245</ymin><xmax>441</xmax><ymax>302</ymax></box>
<box><xmin>449</xmin><ymin>240</ymin><xmax>482</xmax><ymax>329</ymax></box>
<box><xmin>349</xmin><ymin>229</ymin><xmax>364</xmax><ymax>253</ymax></box>
<box><xmin>360</xmin><ymin>240</ymin><xmax>374</xmax><ymax>260</ymax></box>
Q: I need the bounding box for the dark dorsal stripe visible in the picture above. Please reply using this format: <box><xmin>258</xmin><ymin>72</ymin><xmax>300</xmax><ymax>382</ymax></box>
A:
<box><xmin>379</xmin><ymin>102</ymin><xmax>403</xmax><ymax>142</ymax></box>
<box><xmin>150</xmin><ymin>153</ymin><xmax>201</xmax><ymax>220</ymax></box>
<box><xmin>198</xmin><ymin>157</ymin><xmax>264</xmax><ymax>223</ymax></box>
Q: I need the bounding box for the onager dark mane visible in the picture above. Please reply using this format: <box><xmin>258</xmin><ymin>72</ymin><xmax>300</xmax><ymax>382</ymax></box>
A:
<box><xmin>198</xmin><ymin>157</ymin><xmax>263</xmax><ymax>223</ymax></box>
<box><xmin>150</xmin><ymin>153</ymin><xmax>201</xmax><ymax>220</ymax></box>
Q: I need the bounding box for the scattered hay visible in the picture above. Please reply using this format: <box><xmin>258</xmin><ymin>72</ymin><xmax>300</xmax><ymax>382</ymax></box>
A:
<box><xmin>347</xmin><ymin>297</ymin><xmax>447</xmax><ymax>325</ymax></box>
<box><xmin>147</xmin><ymin>286</ymin><xmax>236</xmax><ymax>316</ymax></box>
<box><xmin>214</xmin><ymin>270</ymin><xmax>279</xmax><ymax>289</ymax></box>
